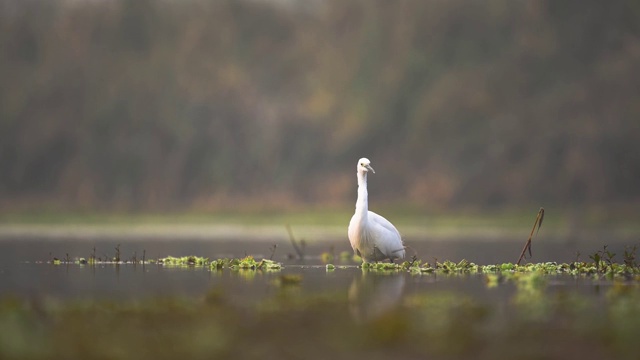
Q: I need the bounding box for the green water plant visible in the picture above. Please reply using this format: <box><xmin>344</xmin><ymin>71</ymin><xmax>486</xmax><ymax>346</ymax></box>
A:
<box><xmin>353</xmin><ymin>255</ymin><xmax>640</xmax><ymax>280</ymax></box>
<box><xmin>46</xmin><ymin>251</ymin><xmax>284</xmax><ymax>271</ymax></box>
<box><xmin>361</xmin><ymin>262</ymin><xmax>401</xmax><ymax>271</ymax></box>
<box><xmin>227</xmin><ymin>256</ymin><xmax>282</xmax><ymax>271</ymax></box>
<box><xmin>589</xmin><ymin>245</ymin><xmax>616</xmax><ymax>272</ymax></box>
<box><xmin>209</xmin><ymin>259</ymin><xmax>225</xmax><ymax>270</ymax></box>
<box><xmin>158</xmin><ymin>255</ymin><xmax>210</xmax><ymax>266</ymax></box>
<box><xmin>624</xmin><ymin>245</ymin><xmax>638</xmax><ymax>268</ymax></box>
<box><xmin>156</xmin><ymin>255</ymin><xmax>282</xmax><ymax>271</ymax></box>
<box><xmin>398</xmin><ymin>259</ymin><xmax>477</xmax><ymax>274</ymax></box>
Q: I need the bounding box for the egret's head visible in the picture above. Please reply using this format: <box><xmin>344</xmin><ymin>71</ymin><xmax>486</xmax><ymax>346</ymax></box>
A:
<box><xmin>357</xmin><ymin>158</ymin><xmax>375</xmax><ymax>174</ymax></box>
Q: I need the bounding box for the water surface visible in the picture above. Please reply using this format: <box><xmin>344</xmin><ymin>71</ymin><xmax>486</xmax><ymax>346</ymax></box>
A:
<box><xmin>0</xmin><ymin>233</ymin><xmax>634</xmax><ymax>301</ymax></box>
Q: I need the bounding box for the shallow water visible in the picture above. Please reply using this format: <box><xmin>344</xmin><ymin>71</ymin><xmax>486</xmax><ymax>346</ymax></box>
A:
<box><xmin>1</xmin><ymin>235</ymin><xmax>639</xmax><ymax>360</ymax></box>
<box><xmin>0</xmin><ymin>235</ymin><xmax>634</xmax><ymax>301</ymax></box>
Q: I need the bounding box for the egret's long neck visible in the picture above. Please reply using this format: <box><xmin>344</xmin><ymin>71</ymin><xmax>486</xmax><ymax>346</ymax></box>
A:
<box><xmin>355</xmin><ymin>171</ymin><xmax>369</xmax><ymax>221</ymax></box>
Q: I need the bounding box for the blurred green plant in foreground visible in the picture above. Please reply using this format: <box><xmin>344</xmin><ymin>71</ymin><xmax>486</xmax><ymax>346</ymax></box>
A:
<box><xmin>1</xmin><ymin>273</ymin><xmax>639</xmax><ymax>360</ymax></box>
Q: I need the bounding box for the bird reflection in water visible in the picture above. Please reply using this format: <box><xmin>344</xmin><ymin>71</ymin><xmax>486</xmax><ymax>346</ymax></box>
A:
<box><xmin>348</xmin><ymin>272</ymin><xmax>406</xmax><ymax>322</ymax></box>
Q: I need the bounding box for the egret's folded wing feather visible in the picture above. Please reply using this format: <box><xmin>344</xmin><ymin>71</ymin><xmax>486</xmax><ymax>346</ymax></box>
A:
<box><xmin>368</xmin><ymin>211</ymin><xmax>401</xmax><ymax>238</ymax></box>
<box><xmin>368</xmin><ymin>211</ymin><xmax>405</xmax><ymax>258</ymax></box>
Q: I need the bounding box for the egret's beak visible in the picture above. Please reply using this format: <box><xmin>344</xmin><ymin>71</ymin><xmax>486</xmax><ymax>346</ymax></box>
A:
<box><xmin>366</xmin><ymin>164</ymin><xmax>375</xmax><ymax>174</ymax></box>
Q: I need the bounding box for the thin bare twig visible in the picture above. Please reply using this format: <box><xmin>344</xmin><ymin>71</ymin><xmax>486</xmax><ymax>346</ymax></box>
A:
<box><xmin>269</xmin><ymin>244</ymin><xmax>278</xmax><ymax>260</ymax></box>
<box><xmin>286</xmin><ymin>224</ymin><xmax>305</xmax><ymax>260</ymax></box>
<box><xmin>516</xmin><ymin>207</ymin><xmax>545</xmax><ymax>265</ymax></box>
<box><xmin>404</xmin><ymin>244</ymin><xmax>419</xmax><ymax>259</ymax></box>
<box><xmin>114</xmin><ymin>244</ymin><xmax>121</xmax><ymax>263</ymax></box>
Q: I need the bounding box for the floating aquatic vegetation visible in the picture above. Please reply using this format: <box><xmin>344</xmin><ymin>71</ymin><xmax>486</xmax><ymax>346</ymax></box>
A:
<box><xmin>361</xmin><ymin>262</ymin><xmax>402</xmax><ymax>271</ymax></box>
<box><xmin>42</xmin><ymin>245</ymin><xmax>640</xmax><ymax>281</ymax></box>
<box><xmin>47</xmin><ymin>252</ymin><xmax>284</xmax><ymax>271</ymax></box>
<box><xmin>227</xmin><ymin>256</ymin><xmax>282</xmax><ymax>271</ymax></box>
<box><xmin>352</xmin><ymin>256</ymin><xmax>640</xmax><ymax>281</ymax></box>
<box><xmin>158</xmin><ymin>255</ymin><xmax>210</xmax><ymax>266</ymax></box>
<box><xmin>360</xmin><ymin>259</ymin><xmax>477</xmax><ymax>274</ymax></box>
<box><xmin>209</xmin><ymin>259</ymin><xmax>224</xmax><ymax>270</ymax></box>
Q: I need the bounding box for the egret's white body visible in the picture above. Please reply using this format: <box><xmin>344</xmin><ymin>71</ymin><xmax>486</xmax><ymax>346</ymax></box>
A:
<box><xmin>348</xmin><ymin>158</ymin><xmax>405</xmax><ymax>262</ymax></box>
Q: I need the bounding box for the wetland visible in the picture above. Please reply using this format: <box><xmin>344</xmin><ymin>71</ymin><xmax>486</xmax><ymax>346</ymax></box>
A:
<box><xmin>0</xmin><ymin>214</ymin><xmax>639</xmax><ymax>360</ymax></box>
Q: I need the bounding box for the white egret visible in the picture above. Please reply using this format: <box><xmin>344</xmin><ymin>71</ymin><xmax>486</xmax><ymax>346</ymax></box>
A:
<box><xmin>348</xmin><ymin>158</ymin><xmax>406</xmax><ymax>263</ymax></box>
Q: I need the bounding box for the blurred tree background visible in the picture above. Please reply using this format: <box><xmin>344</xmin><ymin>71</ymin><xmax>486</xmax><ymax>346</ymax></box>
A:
<box><xmin>0</xmin><ymin>0</ymin><xmax>639</xmax><ymax>213</ymax></box>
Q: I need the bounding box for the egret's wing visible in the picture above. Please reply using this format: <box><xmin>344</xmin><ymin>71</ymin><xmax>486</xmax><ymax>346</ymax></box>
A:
<box><xmin>368</xmin><ymin>211</ymin><xmax>401</xmax><ymax>238</ymax></box>
<box><xmin>368</xmin><ymin>211</ymin><xmax>405</xmax><ymax>259</ymax></box>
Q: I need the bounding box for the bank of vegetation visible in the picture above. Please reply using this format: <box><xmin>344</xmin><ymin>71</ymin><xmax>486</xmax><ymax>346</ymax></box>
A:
<box><xmin>1</xmin><ymin>0</ymin><xmax>638</xmax><ymax>211</ymax></box>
